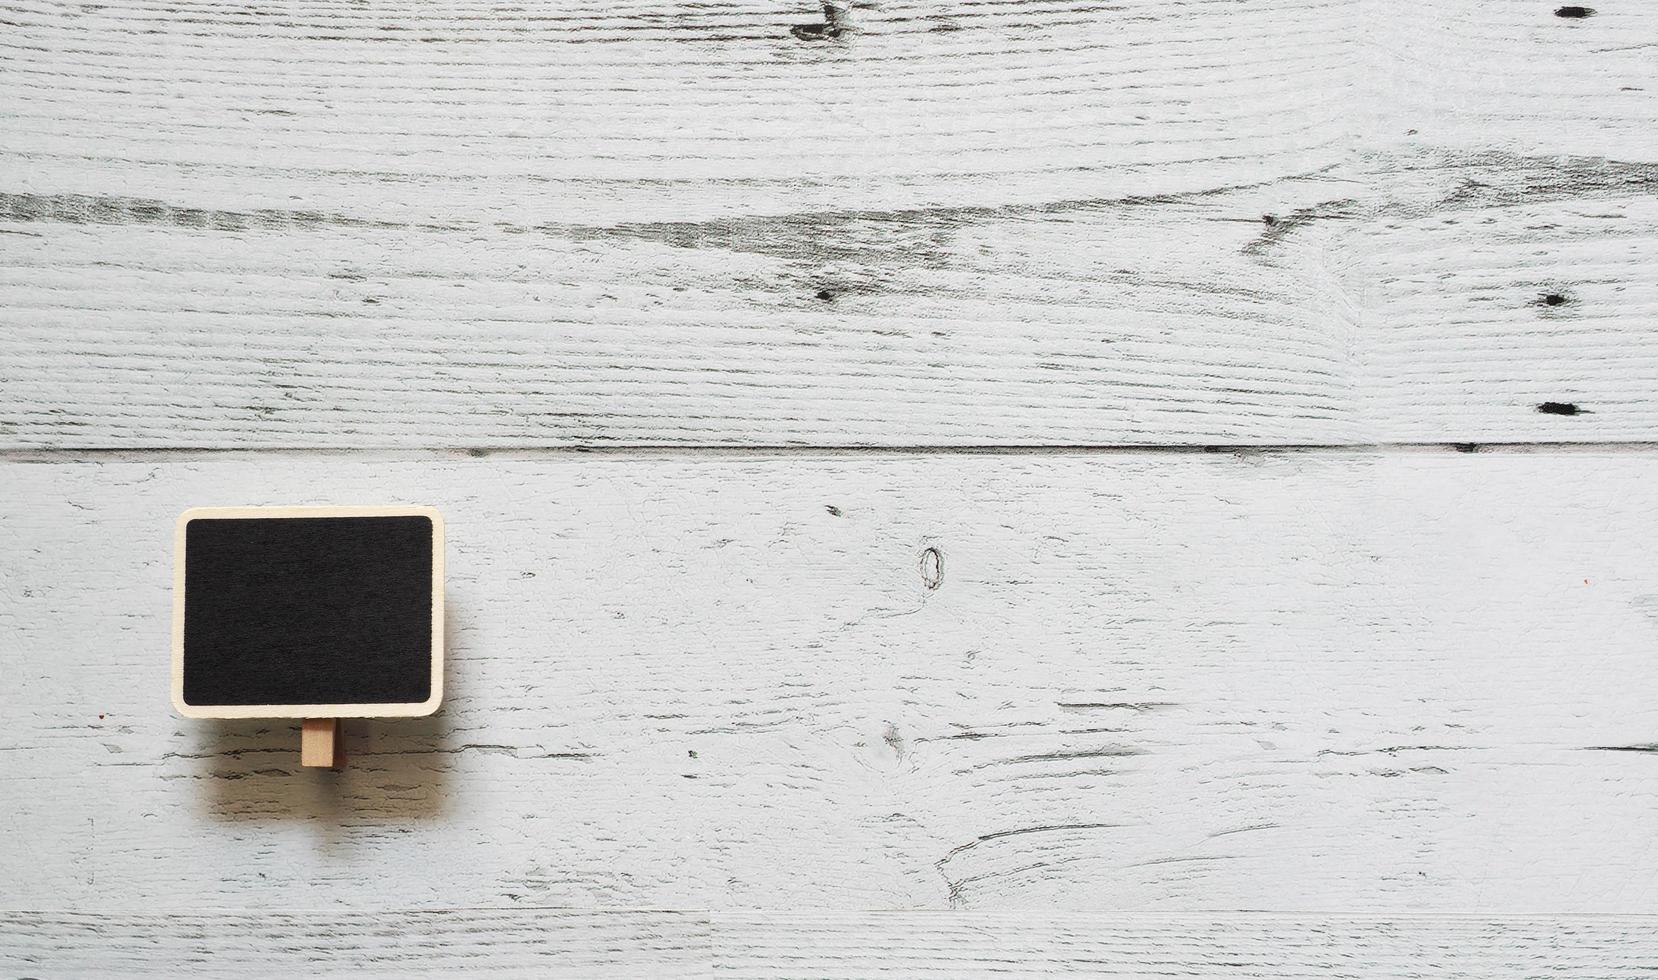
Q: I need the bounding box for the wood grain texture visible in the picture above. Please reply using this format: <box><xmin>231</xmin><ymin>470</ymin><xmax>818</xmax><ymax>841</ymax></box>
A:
<box><xmin>1360</xmin><ymin>153</ymin><xmax>1658</xmax><ymax>442</ymax></box>
<box><xmin>5</xmin><ymin>449</ymin><xmax>1658</xmax><ymax>912</ymax></box>
<box><xmin>1369</xmin><ymin>0</ymin><xmax>1658</xmax><ymax>160</ymax></box>
<box><xmin>0</xmin><ymin>909</ymin><xmax>711</xmax><ymax>978</ymax></box>
<box><xmin>1</xmin><ymin>0</ymin><xmax>1355</xmax><ymax>220</ymax></box>
<box><xmin>3</xmin><ymin>0</ymin><xmax>1654</xmax><ymax>447</ymax></box>
<box><xmin>6</xmin><ymin>910</ymin><xmax>1658</xmax><ymax>978</ymax></box>
<box><xmin>0</xmin><ymin>178</ymin><xmax>1367</xmax><ymax>447</ymax></box>
<box><xmin>710</xmin><ymin>912</ymin><xmax>1658</xmax><ymax>979</ymax></box>
<box><xmin>7</xmin><ymin>1</ymin><xmax>1658</xmax><ymax>970</ymax></box>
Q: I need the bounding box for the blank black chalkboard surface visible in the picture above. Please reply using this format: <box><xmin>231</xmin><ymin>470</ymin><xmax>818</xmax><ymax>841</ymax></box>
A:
<box><xmin>171</xmin><ymin>506</ymin><xmax>445</xmax><ymax>767</ymax></box>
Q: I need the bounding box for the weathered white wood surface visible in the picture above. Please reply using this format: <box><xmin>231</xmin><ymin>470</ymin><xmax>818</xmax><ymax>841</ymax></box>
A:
<box><xmin>7</xmin><ymin>0</ymin><xmax>1658</xmax><ymax>974</ymax></box>
<box><xmin>3</xmin><ymin>0</ymin><xmax>1655</xmax><ymax>447</ymax></box>
<box><xmin>711</xmin><ymin>913</ymin><xmax>1658</xmax><ymax>979</ymax></box>
<box><xmin>6</xmin><ymin>910</ymin><xmax>1658</xmax><ymax>978</ymax></box>
<box><xmin>5</xmin><ymin>449</ymin><xmax>1658</xmax><ymax>917</ymax></box>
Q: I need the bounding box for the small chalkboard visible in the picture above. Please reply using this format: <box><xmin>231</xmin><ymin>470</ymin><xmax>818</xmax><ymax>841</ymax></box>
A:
<box><xmin>171</xmin><ymin>506</ymin><xmax>444</xmax><ymax>763</ymax></box>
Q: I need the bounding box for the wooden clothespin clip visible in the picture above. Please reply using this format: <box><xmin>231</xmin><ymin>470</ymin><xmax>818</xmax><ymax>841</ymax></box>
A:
<box><xmin>301</xmin><ymin>718</ymin><xmax>346</xmax><ymax>768</ymax></box>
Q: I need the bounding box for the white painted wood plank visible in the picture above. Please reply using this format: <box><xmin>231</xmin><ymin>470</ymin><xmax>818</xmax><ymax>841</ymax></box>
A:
<box><xmin>1356</xmin><ymin>0</ymin><xmax>1658</xmax><ymax>443</ymax></box>
<box><xmin>0</xmin><ymin>177</ymin><xmax>1363</xmax><ymax>447</ymax></box>
<box><xmin>4</xmin><ymin>450</ymin><xmax>1658</xmax><ymax>912</ymax></box>
<box><xmin>712</xmin><ymin>912</ymin><xmax>1658</xmax><ymax>979</ymax></box>
<box><xmin>5</xmin><ymin>911</ymin><xmax>1658</xmax><ymax>979</ymax></box>
<box><xmin>1369</xmin><ymin>0</ymin><xmax>1658</xmax><ymax>161</ymax></box>
<box><xmin>1358</xmin><ymin>152</ymin><xmax>1658</xmax><ymax>442</ymax></box>
<box><xmin>4</xmin><ymin>0</ymin><xmax>1654</xmax><ymax>447</ymax></box>
<box><xmin>0</xmin><ymin>910</ymin><xmax>712</xmax><ymax>978</ymax></box>
<box><xmin>0</xmin><ymin>0</ymin><xmax>1357</xmax><ymax>223</ymax></box>
<box><xmin>0</xmin><ymin>0</ymin><xmax>1364</xmax><ymax>448</ymax></box>
<box><xmin>3</xmin><ymin>915</ymin><xmax>1658</xmax><ymax>980</ymax></box>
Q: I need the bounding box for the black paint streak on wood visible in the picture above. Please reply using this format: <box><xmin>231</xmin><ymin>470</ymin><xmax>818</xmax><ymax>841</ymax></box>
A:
<box><xmin>1537</xmin><ymin>401</ymin><xmax>1586</xmax><ymax>415</ymax></box>
<box><xmin>8</xmin><ymin>172</ymin><xmax>1318</xmax><ymax>279</ymax></box>
<box><xmin>1418</xmin><ymin>151</ymin><xmax>1658</xmax><ymax>212</ymax></box>
<box><xmin>1241</xmin><ymin>200</ymin><xmax>1359</xmax><ymax>255</ymax></box>
<box><xmin>547</xmin><ymin>209</ymin><xmax>976</xmax><ymax>268</ymax></box>
<box><xmin>539</xmin><ymin>175</ymin><xmax>1307</xmax><ymax>268</ymax></box>
<box><xmin>1056</xmin><ymin>702</ymin><xmax>1177</xmax><ymax>712</ymax></box>
<box><xmin>1209</xmin><ymin>823</ymin><xmax>1281</xmax><ymax>838</ymax></box>
<box><xmin>980</xmin><ymin>747</ymin><xmax>1144</xmax><ymax>767</ymax></box>
<box><xmin>443</xmin><ymin>745</ymin><xmax>594</xmax><ymax>759</ymax></box>
<box><xmin>1317</xmin><ymin>744</ymin><xmax>1462</xmax><ymax>756</ymax></box>
<box><xmin>0</xmin><ymin>192</ymin><xmax>433</xmax><ymax>233</ymax></box>
<box><xmin>1555</xmin><ymin>6</ymin><xmax>1595</xmax><ymax>17</ymax></box>
<box><xmin>1129</xmin><ymin>854</ymin><xmax>1241</xmax><ymax>868</ymax></box>
<box><xmin>937</xmin><ymin>822</ymin><xmax>1127</xmax><ymax>864</ymax></box>
<box><xmin>1377</xmin><ymin>765</ymin><xmax>1450</xmax><ymax>776</ymax></box>
<box><xmin>1585</xmin><ymin>744</ymin><xmax>1658</xmax><ymax>753</ymax></box>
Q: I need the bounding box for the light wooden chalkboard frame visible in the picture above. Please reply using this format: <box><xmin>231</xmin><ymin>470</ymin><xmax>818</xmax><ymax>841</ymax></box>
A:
<box><xmin>171</xmin><ymin>505</ymin><xmax>445</xmax><ymax>720</ymax></box>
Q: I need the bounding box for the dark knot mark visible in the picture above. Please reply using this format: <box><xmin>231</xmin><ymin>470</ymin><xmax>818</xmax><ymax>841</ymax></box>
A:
<box><xmin>825</xmin><ymin>504</ymin><xmax>842</xmax><ymax>517</ymax></box>
<box><xmin>816</xmin><ymin>288</ymin><xmax>835</xmax><ymax>302</ymax></box>
<box><xmin>1534</xmin><ymin>290</ymin><xmax>1572</xmax><ymax>308</ymax></box>
<box><xmin>1555</xmin><ymin>5</ymin><xmax>1594</xmax><ymax>17</ymax></box>
<box><xmin>792</xmin><ymin>1</ymin><xmax>851</xmax><ymax>40</ymax></box>
<box><xmin>1537</xmin><ymin>401</ymin><xmax>1585</xmax><ymax>416</ymax></box>
<box><xmin>920</xmin><ymin>547</ymin><xmax>943</xmax><ymax>590</ymax></box>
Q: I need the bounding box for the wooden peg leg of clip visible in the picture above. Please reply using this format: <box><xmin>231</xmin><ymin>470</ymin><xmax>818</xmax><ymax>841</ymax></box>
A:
<box><xmin>301</xmin><ymin>718</ymin><xmax>344</xmax><ymax>768</ymax></box>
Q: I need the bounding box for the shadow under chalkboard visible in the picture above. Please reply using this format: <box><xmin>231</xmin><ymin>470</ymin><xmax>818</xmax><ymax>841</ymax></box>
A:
<box><xmin>188</xmin><ymin>601</ymin><xmax>460</xmax><ymax>823</ymax></box>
